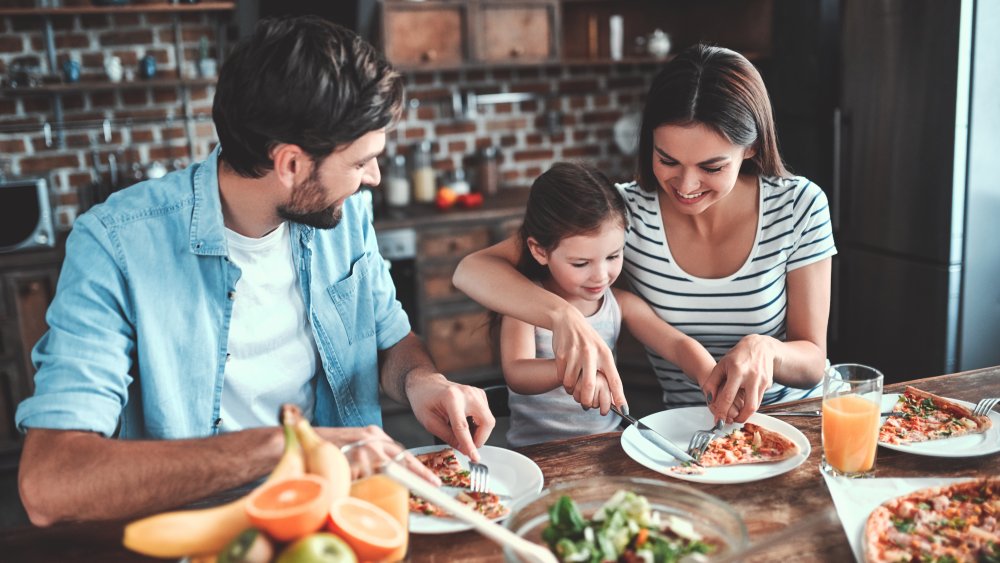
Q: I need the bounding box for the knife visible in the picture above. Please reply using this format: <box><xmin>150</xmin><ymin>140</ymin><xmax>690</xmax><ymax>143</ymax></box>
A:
<box><xmin>765</xmin><ymin>410</ymin><xmax>902</xmax><ymax>417</ymax></box>
<box><xmin>611</xmin><ymin>404</ymin><xmax>700</xmax><ymax>465</ymax></box>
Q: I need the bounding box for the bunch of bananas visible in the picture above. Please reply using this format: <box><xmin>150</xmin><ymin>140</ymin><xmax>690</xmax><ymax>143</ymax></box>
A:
<box><xmin>122</xmin><ymin>404</ymin><xmax>353</xmax><ymax>561</ymax></box>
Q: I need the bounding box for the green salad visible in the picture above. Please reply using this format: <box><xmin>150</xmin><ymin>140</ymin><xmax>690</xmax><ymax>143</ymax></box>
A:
<box><xmin>541</xmin><ymin>490</ymin><xmax>716</xmax><ymax>563</ymax></box>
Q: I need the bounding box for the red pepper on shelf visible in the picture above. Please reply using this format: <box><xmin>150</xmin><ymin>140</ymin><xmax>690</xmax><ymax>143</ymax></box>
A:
<box><xmin>455</xmin><ymin>193</ymin><xmax>484</xmax><ymax>209</ymax></box>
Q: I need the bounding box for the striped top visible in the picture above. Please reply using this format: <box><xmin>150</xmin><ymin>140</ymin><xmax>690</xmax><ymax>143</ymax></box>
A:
<box><xmin>616</xmin><ymin>176</ymin><xmax>837</xmax><ymax>409</ymax></box>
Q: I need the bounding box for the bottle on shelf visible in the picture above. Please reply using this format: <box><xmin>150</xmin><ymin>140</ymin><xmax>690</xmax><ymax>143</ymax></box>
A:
<box><xmin>475</xmin><ymin>146</ymin><xmax>499</xmax><ymax>196</ymax></box>
<box><xmin>411</xmin><ymin>140</ymin><xmax>436</xmax><ymax>203</ymax></box>
<box><xmin>384</xmin><ymin>153</ymin><xmax>411</xmax><ymax>207</ymax></box>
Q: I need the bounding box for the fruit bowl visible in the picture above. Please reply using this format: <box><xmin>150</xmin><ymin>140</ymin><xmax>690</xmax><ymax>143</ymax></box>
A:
<box><xmin>502</xmin><ymin>476</ymin><xmax>749</xmax><ymax>562</ymax></box>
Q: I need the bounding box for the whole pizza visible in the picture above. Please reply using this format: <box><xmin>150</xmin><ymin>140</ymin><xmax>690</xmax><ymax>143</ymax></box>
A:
<box><xmin>879</xmin><ymin>387</ymin><xmax>992</xmax><ymax>445</ymax></box>
<box><xmin>865</xmin><ymin>477</ymin><xmax>1000</xmax><ymax>563</ymax></box>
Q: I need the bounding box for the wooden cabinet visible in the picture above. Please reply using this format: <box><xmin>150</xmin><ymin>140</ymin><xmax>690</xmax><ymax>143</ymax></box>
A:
<box><xmin>379</xmin><ymin>0</ymin><xmax>559</xmax><ymax>69</ymax></box>
<box><xmin>477</xmin><ymin>1</ymin><xmax>558</xmax><ymax>63</ymax></box>
<box><xmin>381</xmin><ymin>1</ymin><xmax>469</xmax><ymax>67</ymax></box>
<box><xmin>0</xmin><ymin>249</ymin><xmax>62</xmax><ymax>457</ymax></box>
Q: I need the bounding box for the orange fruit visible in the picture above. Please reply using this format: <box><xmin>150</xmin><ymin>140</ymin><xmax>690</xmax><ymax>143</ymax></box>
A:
<box><xmin>326</xmin><ymin>496</ymin><xmax>406</xmax><ymax>561</ymax></box>
<box><xmin>246</xmin><ymin>475</ymin><xmax>331</xmax><ymax>542</ymax></box>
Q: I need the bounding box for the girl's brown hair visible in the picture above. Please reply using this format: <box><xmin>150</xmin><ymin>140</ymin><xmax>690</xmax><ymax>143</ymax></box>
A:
<box><xmin>489</xmin><ymin>162</ymin><xmax>627</xmax><ymax>336</ymax></box>
<box><xmin>636</xmin><ymin>43</ymin><xmax>789</xmax><ymax>193</ymax></box>
<box><xmin>515</xmin><ymin>162</ymin><xmax>627</xmax><ymax>281</ymax></box>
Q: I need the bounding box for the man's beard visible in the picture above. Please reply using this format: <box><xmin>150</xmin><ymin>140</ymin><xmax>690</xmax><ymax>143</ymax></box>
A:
<box><xmin>277</xmin><ymin>169</ymin><xmax>344</xmax><ymax>230</ymax></box>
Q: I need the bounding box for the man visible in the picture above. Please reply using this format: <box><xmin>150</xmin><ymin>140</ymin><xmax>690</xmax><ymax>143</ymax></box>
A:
<box><xmin>15</xmin><ymin>17</ymin><xmax>494</xmax><ymax>526</ymax></box>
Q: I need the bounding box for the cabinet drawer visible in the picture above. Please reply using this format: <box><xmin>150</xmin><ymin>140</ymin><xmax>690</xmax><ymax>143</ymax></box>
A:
<box><xmin>383</xmin><ymin>3</ymin><xmax>468</xmax><ymax>67</ymax></box>
<box><xmin>426</xmin><ymin>310</ymin><xmax>494</xmax><ymax>373</ymax></box>
<box><xmin>478</xmin><ymin>2</ymin><xmax>557</xmax><ymax>63</ymax></box>
<box><xmin>421</xmin><ymin>262</ymin><xmax>465</xmax><ymax>304</ymax></box>
<box><xmin>418</xmin><ymin>227</ymin><xmax>490</xmax><ymax>260</ymax></box>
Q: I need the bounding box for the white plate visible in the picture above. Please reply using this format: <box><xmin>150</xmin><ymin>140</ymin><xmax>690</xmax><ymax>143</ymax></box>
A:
<box><xmin>406</xmin><ymin>444</ymin><xmax>544</xmax><ymax>535</ymax></box>
<box><xmin>621</xmin><ymin>407</ymin><xmax>810</xmax><ymax>484</ymax></box>
<box><xmin>877</xmin><ymin>393</ymin><xmax>1000</xmax><ymax>457</ymax></box>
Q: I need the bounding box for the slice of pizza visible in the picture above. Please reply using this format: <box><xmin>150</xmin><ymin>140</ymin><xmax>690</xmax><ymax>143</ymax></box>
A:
<box><xmin>878</xmin><ymin>386</ymin><xmax>992</xmax><ymax>445</ymax></box>
<box><xmin>865</xmin><ymin>477</ymin><xmax>1000</xmax><ymax>563</ymax></box>
<box><xmin>408</xmin><ymin>490</ymin><xmax>510</xmax><ymax>519</ymax></box>
<box><xmin>696</xmin><ymin>422</ymin><xmax>799</xmax><ymax>467</ymax></box>
<box><xmin>413</xmin><ymin>448</ymin><xmax>471</xmax><ymax>488</ymax></box>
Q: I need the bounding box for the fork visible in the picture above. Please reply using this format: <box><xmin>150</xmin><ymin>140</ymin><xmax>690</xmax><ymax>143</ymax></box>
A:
<box><xmin>686</xmin><ymin>420</ymin><xmax>724</xmax><ymax>459</ymax></box>
<box><xmin>973</xmin><ymin>397</ymin><xmax>1000</xmax><ymax>416</ymax></box>
<box><xmin>469</xmin><ymin>460</ymin><xmax>490</xmax><ymax>493</ymax></box>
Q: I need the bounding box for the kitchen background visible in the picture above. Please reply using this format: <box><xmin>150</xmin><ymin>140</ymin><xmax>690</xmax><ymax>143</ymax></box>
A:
<box><xmin>0</xmin><ymin>0</ymin><xmax>998</xmax><ymax>528</ymax></box>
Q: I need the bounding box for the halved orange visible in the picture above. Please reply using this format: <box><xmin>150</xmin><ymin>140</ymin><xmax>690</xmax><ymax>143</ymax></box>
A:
<box><xmin>326</xmin><ymin>496</ymin><xmax>406</xmax><ymax>562</ymax></box>
<box><xmin>246</xmin><ymin>474</ymin><xmax>331</xmax><ymax>542</ymax></box>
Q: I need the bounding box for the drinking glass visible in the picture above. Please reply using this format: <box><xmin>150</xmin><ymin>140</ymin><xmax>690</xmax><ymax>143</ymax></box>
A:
<box><xmin>821</xmin><ymin>363</ymin><xmax>883</xmax><ymax>478</ymax></box>
<box><xmin>341</xmin><ymin>438</ymin><xmax>411</xmax><ymax>561</ymax></box>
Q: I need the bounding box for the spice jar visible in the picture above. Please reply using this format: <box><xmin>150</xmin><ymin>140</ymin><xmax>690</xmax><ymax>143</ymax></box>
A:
<box><xmin>475</xmin><ymin>147</ymin><xmax>499</xmax><ymax>196</ymax></box>
<box><xmin>411</xmin><ymin>141</ymin><xmax>436</xmax><ymax>203</ymax></box>
<box><xmin>384</xmin><ymin>154</ymin><xmax>411</xmax><ymax>207</ymax></box>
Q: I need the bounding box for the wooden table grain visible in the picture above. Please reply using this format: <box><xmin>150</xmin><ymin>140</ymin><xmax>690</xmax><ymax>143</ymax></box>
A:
<box><xmin>1</xmin><ymin>367</ymin><xmax>997</xmax><ymax>563</ymax></box>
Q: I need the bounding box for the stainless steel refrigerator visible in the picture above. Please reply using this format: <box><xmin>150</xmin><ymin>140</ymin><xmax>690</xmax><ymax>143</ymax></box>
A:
<box><xmin>832</xmin><ymin>0</ymin><xmax>1000</xmax><ymax>383</ymax></box>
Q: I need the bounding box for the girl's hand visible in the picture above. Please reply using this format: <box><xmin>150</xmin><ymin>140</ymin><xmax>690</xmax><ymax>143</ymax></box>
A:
<box><xmin>702</xmin><ymin>334</ymin><xmax>776</xmax><ymax>423</ymax></box>
<box><xmin>550</xmin><ymin>305</ymin><xmax>627</xmax><ymax>412</ymax></box>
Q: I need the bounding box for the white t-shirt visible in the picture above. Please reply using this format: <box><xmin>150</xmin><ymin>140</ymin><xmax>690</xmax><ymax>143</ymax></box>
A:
<box><xmin>617</xmin><ymin>176</ymin><xmax>837</xmax><ymax>408</ymax></box>
<box><xmin>219</xmin><ymin>222</ymin><xmax>318</xmax><ymax>431</ymax></box>
<box><xmin>507</xmin><ymin>286</ymin><xmax>623</xmax><ymax>447</ymax></box>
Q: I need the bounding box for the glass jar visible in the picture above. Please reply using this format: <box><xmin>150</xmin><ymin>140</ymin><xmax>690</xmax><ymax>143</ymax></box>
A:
<box><xmin>384</xmin><ymin>154</ymin><xmax>411</xmax><ymax>207</ymax></box>
<box><xmin>475</xmin><ymin>146</ymin><xmax>499</xmax><ymax>196</ymax></box>
<box><xmin>411</xmin><ymin>141</ymin><xmax>436</xmax><ymax>203</ymax></box>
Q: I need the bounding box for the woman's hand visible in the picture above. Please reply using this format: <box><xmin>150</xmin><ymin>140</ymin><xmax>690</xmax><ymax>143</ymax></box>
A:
<box><xmin>550</xmin><ymin>305</ymin><xmax>627</xmax><ymax>412</ymax></box>
<box><xmin>701</xmin><ymin>334</ymin><xmax>777</xmax><ymax>423</ymax></box>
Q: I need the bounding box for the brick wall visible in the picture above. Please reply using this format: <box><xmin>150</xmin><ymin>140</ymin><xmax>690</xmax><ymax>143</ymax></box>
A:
<box><xmin>389</xmin><ymin>62</ymin><xmax>656</xmax><ymax>193</ymax></box>
<box><xmin>2</xmin><ymin>9</ymin><xmax>658</xmax><ymax>229</ymax></box>
<box><xmin>0</xmin><ymin>9</ymin><xmax>221</xmax><ymax>227</ymax></box>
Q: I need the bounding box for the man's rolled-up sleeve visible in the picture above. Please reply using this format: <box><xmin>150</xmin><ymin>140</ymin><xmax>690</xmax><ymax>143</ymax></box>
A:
<box><xmin>15</xmin><ymin>213</ymin><xmax>137</xmax><ymax>437</ymax></box>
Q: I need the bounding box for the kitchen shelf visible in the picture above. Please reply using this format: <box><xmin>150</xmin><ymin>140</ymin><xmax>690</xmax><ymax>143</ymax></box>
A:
<box><xmin>1</xmin><ymin>77</ymin><xmax>216</xmax><ymax>97</ymax></box>
<box><xmin>0</xmin><ymin>2</ymin><xmax>235</xmax><ymax>16</ymax></box>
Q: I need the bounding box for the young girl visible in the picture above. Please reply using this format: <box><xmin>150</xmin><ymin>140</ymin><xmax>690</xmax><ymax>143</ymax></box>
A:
<box><xmin>501</xmin><ymin>162</ymin><xmax>716</xmax><ymax>447</ymax></box>
<box><xmin>456</xmin><ymin>44</ymin><xmax>836</xmax><ymax>425</ymax></box>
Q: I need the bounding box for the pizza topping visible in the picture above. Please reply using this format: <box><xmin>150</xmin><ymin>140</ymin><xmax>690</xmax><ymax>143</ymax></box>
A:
<box><xmin>408</xmin><ymin>448</ymin><xmax>508</xmax><ymax>520</ymax></box>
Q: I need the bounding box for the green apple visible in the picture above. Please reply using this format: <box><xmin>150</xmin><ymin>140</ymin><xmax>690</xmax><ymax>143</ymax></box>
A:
<box><xmin>217</xmin><ymin>528</ymin><xmax>274</xmax><ymax>563</ymax></box>
<box><xmin>276</xmin><ymin>533</ymin><xmax>358</xmax><ymax>563</ymax></box>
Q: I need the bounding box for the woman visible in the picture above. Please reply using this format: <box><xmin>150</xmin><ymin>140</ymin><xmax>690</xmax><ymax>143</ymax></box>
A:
<box><xmin>453</xmin><ymin>44</ymin><xmax>836</xmax><ymax>423</ymax></box>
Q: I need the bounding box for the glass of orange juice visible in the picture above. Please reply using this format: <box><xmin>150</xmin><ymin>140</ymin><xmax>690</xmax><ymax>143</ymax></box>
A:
<box><xmin>341</xmin><ymin>439</ymin><xmax>410</xmax><ymax>562</ymax></box>
<box><xmin>821</xmin><ymin>363</ymin><xmax>883</xmax><ymax>478</ymax></box>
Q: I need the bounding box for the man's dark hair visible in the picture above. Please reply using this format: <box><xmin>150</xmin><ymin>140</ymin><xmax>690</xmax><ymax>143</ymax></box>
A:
<box><xmin>213</xmin><ymin>17</ymin><xmax>403</xmax><ymax>178</ymax></box>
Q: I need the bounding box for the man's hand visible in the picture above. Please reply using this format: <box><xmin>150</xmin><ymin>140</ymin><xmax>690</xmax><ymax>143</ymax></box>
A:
<box><xmin>702</xmin><ymin>334</ymin><xmax>776</xmax><ymax>423</ymax></box>
<box><xmin>405</xmin><ymin>372</ymin><xmax>495</xmax><ymax>462</ymax></box>
<box><xmin>325</xmin><ymin>428</ymin><xmax>440</xmax><ymax>485</ymax></box>
<box><xmin>551</xmin><ymin>306</ymin><xmax>627</xmax><ymax>412</ymax></box>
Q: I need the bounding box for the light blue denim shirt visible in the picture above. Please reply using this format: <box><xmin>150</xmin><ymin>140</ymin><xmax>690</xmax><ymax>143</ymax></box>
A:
<box><xmin>16</xmin><ymin>146</ymin><xmax>410</xmax><ymax>439</ymax></box>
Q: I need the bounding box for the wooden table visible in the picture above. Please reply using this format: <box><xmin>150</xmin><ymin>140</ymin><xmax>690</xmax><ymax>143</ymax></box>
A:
<box><xmin>2</xmin><ymin>367</ymin><xmax>997</xmax><ymax>563</ymax></box>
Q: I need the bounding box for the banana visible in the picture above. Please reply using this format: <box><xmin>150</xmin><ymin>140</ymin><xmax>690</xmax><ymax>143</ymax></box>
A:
<box><xmin>294</xmin><ymin>416</ymin><xmax>352</xmax><ymax>500</ymax></box>
<box><xmin>284</xmin><ymin>404</ymin><xmax>351</xmax><ymax>500</ymax></box>
<box><xmin>122</xmin><ymin>419</ymin><xmax>305</xmax><ymax>558</ymax></box>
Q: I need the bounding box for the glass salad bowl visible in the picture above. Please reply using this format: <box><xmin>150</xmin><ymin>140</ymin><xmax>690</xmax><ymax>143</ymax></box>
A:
<box><xmin>502</xmin><ymin>475</ymin><xmax>749</xmax><ymax>562</ymax></box>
